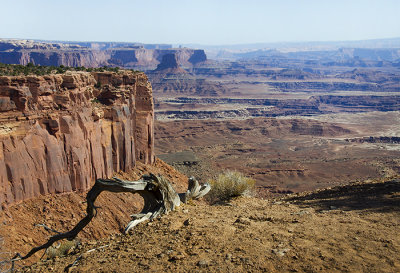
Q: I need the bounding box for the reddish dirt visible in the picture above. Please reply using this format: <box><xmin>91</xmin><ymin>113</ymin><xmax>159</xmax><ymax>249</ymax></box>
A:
<box><xmin>17</xmin><ymin>178</ymin><xmax>400</xmax><ymax>272</ymax></box>
<box><xmin>0</xmin><ymin>159</ymin><xmax>188</xmax><ymax>267</ymax></box>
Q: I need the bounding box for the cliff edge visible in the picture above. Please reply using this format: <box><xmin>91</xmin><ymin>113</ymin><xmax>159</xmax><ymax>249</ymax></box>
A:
<box><xmin>0</xmin><ymin>71</ymin><xmax>154</xmax><ymax>209</ymax></box>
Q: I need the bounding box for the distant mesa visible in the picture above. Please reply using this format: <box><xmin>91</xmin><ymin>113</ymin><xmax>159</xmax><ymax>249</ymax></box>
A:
<box><xmin>156</xmin><ymin>53</ymin><xmax>179</xmax><ymax>70</ymax></box>
<box><xmin>0</xmin><ymin>39</ymin><xmax>207</xmax><ymax>70</ymax></box>
<box><xmin>155</xmin><ymin>53</ymin><xmax>188</xmax><ymax>74</ymax></box>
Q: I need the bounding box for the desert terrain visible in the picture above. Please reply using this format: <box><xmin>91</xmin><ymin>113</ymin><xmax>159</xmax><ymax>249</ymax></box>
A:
<box><xmin>156</xmin><ymin>112</ymin><xmax>400</xmax><ymax>195</ymax></box>
<box><xmin>16</xmin><ymin>178</ymin><xmax>400</xmax><ymax>272</ymax></box>
<box><xmin>0</xmin><ymin>39</ymin><xmax>399</xmax><ymax>272</ymax></box>
<box><xmin>152</xmin><ymin>48</ymin><xmax>400</xmax><ymax>196</ymax></box>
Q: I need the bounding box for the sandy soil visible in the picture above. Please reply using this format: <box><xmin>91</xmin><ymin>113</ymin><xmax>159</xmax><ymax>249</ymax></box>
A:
<box><xmin>18</xmin><ymin>178</ymin><xmax>400</xmax><ymax>272</ymax></box>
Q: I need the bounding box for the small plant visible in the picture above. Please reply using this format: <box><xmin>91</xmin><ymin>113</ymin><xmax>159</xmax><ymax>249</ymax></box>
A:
<box><xmin>46</xmin><ymin>239</ymin><xmax>79</xmax><ymax>259</ymax></box>
<box><xmin>207</xmin><ymin>170</ymin><xmax>255</xmax><ymax>203</ymax></box>
<box><xmin>0</xmin><ymin>62</ymin><xmax>137</xmax><ymax>76</ymax></box>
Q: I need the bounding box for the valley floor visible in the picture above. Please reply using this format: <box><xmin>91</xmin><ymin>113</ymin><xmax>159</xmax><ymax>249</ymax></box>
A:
<box><xmin>156</xmin><ymin>112</ymin><xmax>400</xmax><ymax>194</ymax></box>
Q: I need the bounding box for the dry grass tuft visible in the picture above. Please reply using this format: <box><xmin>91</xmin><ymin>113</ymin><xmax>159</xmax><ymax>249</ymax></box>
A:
<box><xmin>46</xmin><ymin>239</ymin><xmax>79</xmax><ymax>259</ymax></box>
<box><xmin>208</xmin><ymin>170</ymin><xmax>255</xmax><ymax>203</ymax></box>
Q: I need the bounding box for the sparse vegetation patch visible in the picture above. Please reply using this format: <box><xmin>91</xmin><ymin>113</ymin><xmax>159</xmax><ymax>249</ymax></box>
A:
<box><xmin>0</xmin><ymin>62</ymin><xmax>140</xmax><ymax>76</ymax></box>
<box><xmin>207</xmin><ymin>170</ymin><xmax>255</xmax><ymax>202</ymax></box>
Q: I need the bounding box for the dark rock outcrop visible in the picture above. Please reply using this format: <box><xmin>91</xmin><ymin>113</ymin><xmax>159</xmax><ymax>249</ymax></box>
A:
<box><xmin>0</xmin><ymin>71</ymin><xmax>154</xmax><ymax>209</ymax></box>
<box><xmin>154</xmin><ymin>53</ymin><xmax>188</xmax><ymax>74</ymax></box>
<box><xmin>155</xmin><ymin>54</ymin><xmax>179</xmax><ymax>71</ymax></box>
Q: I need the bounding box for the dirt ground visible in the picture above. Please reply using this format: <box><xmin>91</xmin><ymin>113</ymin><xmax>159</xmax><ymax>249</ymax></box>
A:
<box><xmin>0</xmin><ymin>159</ymin><xmax>189</xmax><ymax>268</ymax></box>
<box><xmin>13</xmin><ymin>178</ymin><xmax>400</xmax><ymax>272</ymax></box>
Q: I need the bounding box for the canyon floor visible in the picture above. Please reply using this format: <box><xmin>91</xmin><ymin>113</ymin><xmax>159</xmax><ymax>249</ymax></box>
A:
<box><xmin>152</xmin><ymin>60</ymin><xmax>400</xmax><ymax>194</ymax></box>
<box><xmin>13</xmin><ymin>177</ymin><xmax>400</xmax><ymax>272</ymax></box>
<box><xmin>156</xmin><ymin>111</ymin><xmax>400</xmax><ymax>195</ymax></box>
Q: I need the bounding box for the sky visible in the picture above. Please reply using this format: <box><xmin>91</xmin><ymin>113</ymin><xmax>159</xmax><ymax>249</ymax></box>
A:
<box><xmin>1</xmin><ymin>0</ymin><xmax>399</xmax><ymax>45</ymax></box>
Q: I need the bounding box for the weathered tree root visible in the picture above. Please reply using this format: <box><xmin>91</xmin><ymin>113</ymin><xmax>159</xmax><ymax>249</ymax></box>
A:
<box><xmin>9</xmin><ymin>174</ymin><xmax>210</xmax><ymax>263</ymax></box>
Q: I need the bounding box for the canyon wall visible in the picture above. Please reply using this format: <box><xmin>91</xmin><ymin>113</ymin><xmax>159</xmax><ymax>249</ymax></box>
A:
<box><xmin>0</xmin><ymin>40</ymin><xmax>207</xmax><ymax>69</ymax></box>
<box><xmin>0</xmin><ymin>71</ymin><xmax>154</xmax><ymax>209</ymax></box>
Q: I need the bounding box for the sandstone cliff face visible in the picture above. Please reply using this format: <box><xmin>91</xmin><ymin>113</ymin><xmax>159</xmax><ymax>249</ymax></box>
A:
<box><xmin>108</xmin><ymin>48</ymin><xmax>207</xmax><ymax>69</ymax></box>
<box><xmin>0</xmin><ymin>71</ymin><xmax>154</xmax><ymax>209</ymax></box>
<box><xmin>0</xmin><ymin>40</ymin><xmax>207</xmax><ymax>70</ymax></box>
<box><xmin>0</xmin><ymin>50</ymin><xmax>110</xmax><ymax>68</ymax></box>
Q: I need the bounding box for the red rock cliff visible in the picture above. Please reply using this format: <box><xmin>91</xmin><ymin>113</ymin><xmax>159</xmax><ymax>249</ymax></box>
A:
<box><xmin>0</xmin><ymin>71</ymin><xmax>154</xmax><ymax>209</ymax></box>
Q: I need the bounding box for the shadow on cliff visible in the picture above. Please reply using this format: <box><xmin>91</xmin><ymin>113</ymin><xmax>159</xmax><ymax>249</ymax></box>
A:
<box><xmin>286</xmin><ymin>179</ymin><xmax>400</xmax><ymax>213</ymax></box>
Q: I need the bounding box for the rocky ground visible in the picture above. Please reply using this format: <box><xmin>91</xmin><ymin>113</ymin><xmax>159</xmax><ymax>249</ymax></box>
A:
<box><xmin>0</xmin><ymin>159</ymin><xmax>188</xmax><ymax>268</ymax></box>
<box><xmin>6</xmin><ymin>177</ymin><xmax>399</xmax><ymax>272</ymax></box>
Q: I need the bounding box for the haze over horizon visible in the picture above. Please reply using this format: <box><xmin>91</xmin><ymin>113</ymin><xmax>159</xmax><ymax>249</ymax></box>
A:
<box><xmin>1</xmin><ymin>0</ymin><xmax>400</xmax><ymax>45</ymax></box>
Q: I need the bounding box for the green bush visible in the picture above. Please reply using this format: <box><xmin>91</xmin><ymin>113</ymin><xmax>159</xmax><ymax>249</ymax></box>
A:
<box><xmin>207</xmin><ymin>170</ymin><xmax>255</xmax><ymax>202</ymax></box>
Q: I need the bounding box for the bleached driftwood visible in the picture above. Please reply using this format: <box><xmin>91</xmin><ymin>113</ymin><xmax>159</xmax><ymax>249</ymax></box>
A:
<box><xmin>10</xmin><ymin>174</ymin><xmax>210</xmax><ymax>262</ymax></box>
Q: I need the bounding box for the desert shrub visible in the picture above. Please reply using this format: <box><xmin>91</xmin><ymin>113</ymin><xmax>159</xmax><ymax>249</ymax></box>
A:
<box><xmin>46</xmin><ymin>239</ymin><xmax>79</xmax><ymax>259</ymax></box>
<box><xmin>0</xmin><ymin>62</ymin><xmax>139</xmax><ymax>76</ymax></box>
<box><xmin>207</xmin><ymin>170</ymin><xmax>255</xmax><ymax>202</ymax></box>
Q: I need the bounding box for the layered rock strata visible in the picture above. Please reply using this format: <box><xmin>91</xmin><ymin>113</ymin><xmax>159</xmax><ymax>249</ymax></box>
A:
<box><xmin>0</xmin><ymin>40</ymin><xmax>207</xmax><ymax>69</ymax></box>
<box><xmin>0</xmin><ymin>71</ymin><xmax>154</xmax><ymax>209</ymax></box>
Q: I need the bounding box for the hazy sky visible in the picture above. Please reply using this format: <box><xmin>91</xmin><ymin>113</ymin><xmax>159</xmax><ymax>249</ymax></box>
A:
<box><xmin>1</xmin><ymin>0</ymin><xmax>399</xmax><ymax>45</ymax></box>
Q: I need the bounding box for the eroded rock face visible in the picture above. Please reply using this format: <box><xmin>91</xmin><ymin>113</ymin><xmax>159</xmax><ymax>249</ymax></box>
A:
<box><xmin>0</xmin><ymin>40</ymin><xmax>207</xmax><ymax>70</ymax></box>
<box><xmin>0</xmin><ymin>71</ymin><xmax>154</xmax><ymax>209</ymax></box>
<box><xmin>155</xmin><ymin>54</ymin><xmax>179</xmax><ymax>71</ymax></box>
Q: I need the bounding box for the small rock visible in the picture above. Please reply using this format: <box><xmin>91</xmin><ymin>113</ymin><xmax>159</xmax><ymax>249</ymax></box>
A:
<box><xmin>272</xmin><ymin>248</ymin><xmax>290</xmax><ymax>257</ymax></box>
<box><xmin>225</xmin><ymin>253</ymin><xmax>233</xmax><ymax>261</ymax></box>
<box><xmin>296</xmin><ymin>210</ymin><xmax>310</xmax><ymax>216</ymax></box>
<box><xmin>183</xmin><ymin>219</ymin><xmax>191</xmax><ymax>226</ymax></box>
<box><xmin>157</xmin><ymin>253</ymin><xmax>165</xmax><ymax>258</ymax></box>
<box><xmin>330</xmin><ymin>206</ymin><xmax>337</xmax><ymax>210</ymax></box>
<box><xmin>234</xmin><ymin>217</ymin><xmax>251</xmax><ymax>225</ymax></box>
<box><xmin>197</xmin><ymin>259</ymin><xmax>209</xmax><ymax>268</ymax></box>
<box><xmin>169</xmin><ymin>252</ymin><xmax>185</xmax><ymax>261</ymax></box>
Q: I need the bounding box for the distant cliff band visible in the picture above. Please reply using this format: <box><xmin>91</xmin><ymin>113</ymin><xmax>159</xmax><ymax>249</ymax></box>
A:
<box><xmin>0</xmin><ymin>40</ymin><xmax>207</xmax><ymax>70</ymax></box>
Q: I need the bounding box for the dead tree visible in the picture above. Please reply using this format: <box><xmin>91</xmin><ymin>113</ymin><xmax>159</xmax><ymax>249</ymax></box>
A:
<box><xmin>9</xmin><ymin>174</ymin><xmax>210</xmax><ymax>264</ymax></box>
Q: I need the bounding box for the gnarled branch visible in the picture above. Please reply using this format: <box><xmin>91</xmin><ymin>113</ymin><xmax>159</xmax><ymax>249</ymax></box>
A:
<box><xmin>11</xmin><ymin>174</ymin><xmax>210</xmax><ymax>262</ymax></box>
